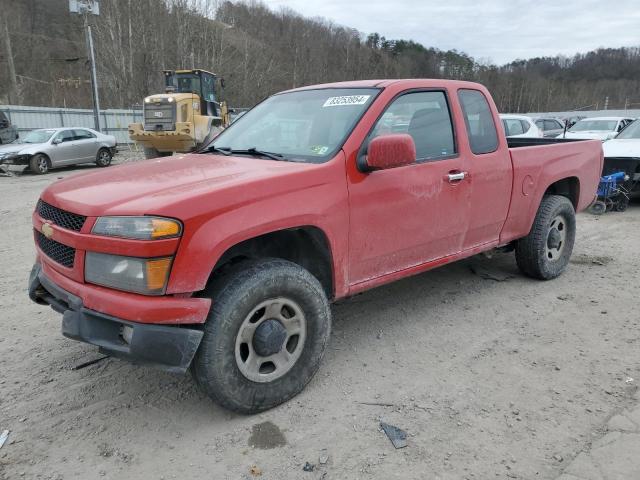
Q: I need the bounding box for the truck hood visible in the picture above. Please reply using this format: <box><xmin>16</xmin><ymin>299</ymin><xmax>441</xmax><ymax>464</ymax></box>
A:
<box><xmin>41</xmin><ymin>153</ymin><xmax>320</xmax><ymax>217</ymax></box>
<box><xmin>562</xmin><ymin>131</ymin><xmax>613</xmax><ymax>141</ymax></box>
<box><xmin>602</xmin><ymin>139</ymin><xmax>640</xmax><ymax>158</ymax></box>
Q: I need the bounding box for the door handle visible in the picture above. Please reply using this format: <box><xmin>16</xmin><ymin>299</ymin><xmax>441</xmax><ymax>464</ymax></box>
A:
<box><xmin>446</xmin><ymin>171</ymin><xmax>468</xmax><ymax>183</ymax></box>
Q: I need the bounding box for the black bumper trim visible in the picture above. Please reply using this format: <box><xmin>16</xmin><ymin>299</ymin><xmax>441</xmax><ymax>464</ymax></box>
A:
<box><xmin>28</xmin><ymin>264</ymin><xmax>203</xmax><ymax>374</ymax></box>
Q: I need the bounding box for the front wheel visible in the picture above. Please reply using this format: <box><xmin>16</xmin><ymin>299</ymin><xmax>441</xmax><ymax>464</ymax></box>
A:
<box><xmin>143</xmin><ymin>147</ymin><xmax>172</xmax><ymax>159</ymax></box>
<box><xmin>515</xmin><ymin>195</ymin><xmax>576</xmax><ymax>280</ymax></box>
<box><xmin>29</xmin><ymin>154</ymin><xmax>50</xmax><ymax>174</ymax></box>
<box><xmin>192</xmin><ymin>258</ymin><xmax>332</xmax><ymax>414</ymax></box>
<box><xmin>95</xmin><ymin>148</ymin><xmax>112</xmax><ymax>167</ymax></box>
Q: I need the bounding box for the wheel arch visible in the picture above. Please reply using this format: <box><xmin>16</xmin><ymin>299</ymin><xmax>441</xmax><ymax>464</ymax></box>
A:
<box><xmin>206</xmin><ymin>225</ymin><xmax>335</xmax><ymax>299</ymax></box>
<box><xmin>543</xmin><ymin>176</ymin><xmax>580</xmax><ymax>209</ymax></box>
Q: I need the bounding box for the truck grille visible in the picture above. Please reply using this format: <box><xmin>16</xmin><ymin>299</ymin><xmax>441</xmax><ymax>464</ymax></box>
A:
<box><xmin>144</xmin><ymin>100</ymin><xmax>176</xmax><ymax>131</ymax></box>
<box><xmin>35</xmin><ymin>230</ymin><xmax>76</xmax><ymax>268</ymax></box>
<box><xmin>37</xmin><ymin>200</ymin><xmax>86</xmax><ymax>232</ymax></box>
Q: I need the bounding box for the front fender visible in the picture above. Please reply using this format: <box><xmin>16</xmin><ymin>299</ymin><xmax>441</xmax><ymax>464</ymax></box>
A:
<box><xmin>164</xmin><ymin>153</ymin><xmax>350</xmax><ymax>298</ymax></box>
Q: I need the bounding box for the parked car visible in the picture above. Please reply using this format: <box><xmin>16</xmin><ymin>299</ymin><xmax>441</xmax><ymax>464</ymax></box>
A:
<box><xmin>0</xmin><ymin>111</ymin><xmax>19</xmax><ymax>144</ymax></box>
<box><xmin>499</xmin><ymin>114</ymin><xmax>543</xmax><ymax>138</ymax></box>
<box><xmin>561</xmin><ymin>115</ymin><xmax>586</xmax><ymax>129</ymax></box>
<box><xmin>559</xmin><ymin>117</ymin><xmax>634</xmax><ymax>141</ymax></box>
<box><xmin>534</xmin><ymin>117</ymin><xmax>566</xmax><ymax>138</ymax></box>
<box><xmin>29</xmin><ymin>79</ymin><xmax>602</xmax><ymax>414</ymax></box>
<box><xmin>601</xmin><ymin>119</ymin><xmax>640</xmax><ymax>193</ymax></box>
<box><xmin>0</xmin><ymin>127</ymin><xmax>116</xmax><ymax>174</ymax></box>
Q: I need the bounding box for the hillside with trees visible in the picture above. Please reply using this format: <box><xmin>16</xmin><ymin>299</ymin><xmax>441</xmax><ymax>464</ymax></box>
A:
<box><xmin>2</xmin><ymin>0</ymin><xmax>640</xmax><ymax>113</ymax></box>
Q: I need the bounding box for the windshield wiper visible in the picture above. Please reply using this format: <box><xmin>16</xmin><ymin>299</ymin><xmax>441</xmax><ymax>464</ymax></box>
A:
<box><xmin>230</xmin><ymin>148</ymin><xmax>285</xmax><ymax>161</ymax></box>
<box><xmin>206</xmin><ymin>145</ymin><xmax>232</xmax><ymax>156</ymax></box>
<box><xmin>206</xmin><ymin>145</ymin><xmax>289</xmax><ymax>161</ymax></box>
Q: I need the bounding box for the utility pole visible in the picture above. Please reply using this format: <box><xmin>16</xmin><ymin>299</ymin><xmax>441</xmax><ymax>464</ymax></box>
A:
<box><xmin>69</xmin><ymin>1</ymin><xmax>101</xmax><ymax>131</ymax></box>
<box><xmin>84</xmin><ymin>17</ymin><xmax>101</xmax><ymax>131</ymax></box>
<box><xmin>604</xmin><ymin>96</ymin><xmax>609</xmax><ymax>111</ymax></box>
<box><xmin>0</xmin><ymin>11</ymin><xmax>18</xmax><ymax>104</ymax></box>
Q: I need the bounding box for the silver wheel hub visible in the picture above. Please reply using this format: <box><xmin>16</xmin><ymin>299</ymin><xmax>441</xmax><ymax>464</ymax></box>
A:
<box><xmin>235</xmin><ymin>297</ymin><xmax>306</xmax><ymax>383</ymax></box>
<box><xmin>545</xmin><ymin>215</ymin><xmax>567</xmax><ymax>261</ymax></box>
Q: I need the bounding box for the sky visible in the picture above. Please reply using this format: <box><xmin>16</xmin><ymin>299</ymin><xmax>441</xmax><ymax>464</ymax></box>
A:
<box><xmin>263</xmin><ymin>0</ymin><xmax>640</xmax><ymax>65</ymax></box>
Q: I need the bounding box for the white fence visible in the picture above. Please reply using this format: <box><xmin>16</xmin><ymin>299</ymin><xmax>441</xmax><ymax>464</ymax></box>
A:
<box><xmin>0</xmin><ymin>105</ymin><xmax>143</xmax><ymax>144</ymax></box>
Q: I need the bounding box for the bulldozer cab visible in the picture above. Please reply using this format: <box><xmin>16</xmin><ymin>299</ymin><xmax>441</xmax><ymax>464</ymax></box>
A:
<box><xmin>164</xmin><ymin>69</ymin><xmax>219</xmax><ymax>117</ymax></box>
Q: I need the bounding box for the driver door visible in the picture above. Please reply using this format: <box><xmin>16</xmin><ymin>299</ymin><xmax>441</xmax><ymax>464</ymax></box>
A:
<box><xmin>49</xmin><ymin>130</ymin><xmax>78</xmax><ymax>166</ymax></box>
<box><xmin>347</xmin><ymin>90</ymin><xmax>471</xmax><ymax>286</ymax></box>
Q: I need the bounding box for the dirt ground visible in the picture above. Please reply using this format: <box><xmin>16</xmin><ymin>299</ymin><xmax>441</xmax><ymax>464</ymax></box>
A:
<box><xmin>1</xmin><ymin>155</ymin><xmax>639</xmax><ymax>480</ymax></box>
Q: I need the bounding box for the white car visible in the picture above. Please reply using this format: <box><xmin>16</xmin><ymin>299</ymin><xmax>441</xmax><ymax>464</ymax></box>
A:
<box><xmin>559</xmin><ymin>117</ymin><xmax>634</xmax><ymax>141</ymax></box>
<box><xmin>0</xmin><ymin>127</ymin><xmax>117</xmax><ymax>174</ymax></box>
<box><xmin>602</xmin><ymin>119</ymin><xmax>640</xmax><ymax>188</ymax></box>
<box><xmin>499</xmin><ymin>114</ymin><xmax>543</xmax><ymax>138</ymax></box>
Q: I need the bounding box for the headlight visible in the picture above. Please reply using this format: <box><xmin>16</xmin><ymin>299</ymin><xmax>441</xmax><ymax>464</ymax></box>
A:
<box><xmin>85</xmin><ymin>252</ymin><xmax>173</xmax><ymax>295</ymax></box>
<box><xmin>92</xmin><ymin>216</ymin><xmax>182</xmax><ymax>240</ymax></box>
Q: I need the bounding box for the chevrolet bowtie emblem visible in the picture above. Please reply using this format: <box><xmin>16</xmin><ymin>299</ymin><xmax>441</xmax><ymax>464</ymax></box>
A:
<box><xmin>42</xmin><ymin>222</ymin><xmax>54</xmax><ymax>239</ymax></box>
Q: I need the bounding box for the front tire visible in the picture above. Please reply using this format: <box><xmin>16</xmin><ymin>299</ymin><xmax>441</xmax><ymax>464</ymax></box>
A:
<box><xmin>143</xmin><ymin>147</ymin><xmax>172</xmax><ymax>159</ymax></box>
<box><xmin>96</xmin><ymin>148</ymin><xmax>112</xmax><ymax>167</ymax></box>
<box><xmin>29</xmin><ymin>154</ymin><xmax>50</xmax><ymax>174</ymax></box>
<box><xmin>192</xmin><ymin>258</ymin><xmax>331</xmax><ymax>414</ymax></box>
<box><xmin>515</xmin><ymin>195</ymin><xmax>576</xmax><ymax>280</ymax></box>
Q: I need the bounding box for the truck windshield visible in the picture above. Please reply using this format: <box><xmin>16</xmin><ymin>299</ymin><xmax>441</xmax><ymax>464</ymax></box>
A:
<box><xmin>615</xmin><ymin>120</ymin><xmax>640</xmax><ymax>139</ymax></box>
<box><xmin>23</xmin><ymin>130</ymin><xmax>56</xmax><ymax>144</ymax></box>
<box><xmin>570</xmin><ymin>120</ymin><xmax>617</xmax><ymax>132</ymax></box>
<box><xmin>207</xmin><ymin>88</ymin><xmax>380</xmax><ymax>162</ymax></box>
<box><xmin>170</xmin><ymin>74</ymin><xmax>201</xmax><ymax>95</ymax></box>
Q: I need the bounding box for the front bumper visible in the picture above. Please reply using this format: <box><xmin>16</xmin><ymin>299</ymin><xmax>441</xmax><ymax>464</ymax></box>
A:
<box><xmin>29</xmin><ymin>263</ymin><xmax>204</xmax><ymax>373</ymax></box>
<box><xmin>0</xmin><ymin>154</ymin><xmax>30</xmax><ymax>166</ymax></box>
<box><xmin>128</xmin><ymin>122</ymin><xmax>196</xmax><ymax>152</ymax></box>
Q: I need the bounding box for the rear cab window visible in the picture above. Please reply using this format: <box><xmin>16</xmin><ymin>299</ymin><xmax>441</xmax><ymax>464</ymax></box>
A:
<box><xmin>457</xmin><ymin>89</ymin><xmax>498</xmax><ymax>154</ymax></box>
<box><xmin>368</xmin><ymin>90</ymin><xmax>456</xmax><ymax>161</ymax></box>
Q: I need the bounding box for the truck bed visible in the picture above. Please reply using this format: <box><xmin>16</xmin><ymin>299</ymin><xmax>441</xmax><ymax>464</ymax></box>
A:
<box><xmin>499</xmin><ymin>138</ymin><xmax>603</xmax><ymax>244</ymax></box>
<box><xmin>507</xmin><ymin>137</ymin><xmax>586</xmax><ymax>148</ymax></box>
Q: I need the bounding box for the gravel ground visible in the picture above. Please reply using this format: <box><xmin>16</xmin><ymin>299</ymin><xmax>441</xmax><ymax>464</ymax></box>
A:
<box><xmin>1</xmin><ymin>157</ymin><xmax>639</xmax><ymax>479</ymax></box>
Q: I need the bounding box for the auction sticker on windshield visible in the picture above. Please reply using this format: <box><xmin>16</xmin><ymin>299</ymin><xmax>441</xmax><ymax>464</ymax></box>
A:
<box><xmin>323</xmin><ymin>95</ymin><xmax>371</xmax><ymax>107</ymax></box>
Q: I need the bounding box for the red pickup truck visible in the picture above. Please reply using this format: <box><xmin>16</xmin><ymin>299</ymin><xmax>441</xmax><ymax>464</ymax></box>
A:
<box><xmin>29</xmin><ymin>80</ymin><xmax>602</xmax><ymax>413</ymax></box>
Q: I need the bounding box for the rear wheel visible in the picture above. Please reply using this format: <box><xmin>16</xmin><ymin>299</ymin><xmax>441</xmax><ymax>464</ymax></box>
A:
<box><xmin>29</xmin><ymin>154</ymin><xmax>50</xmax><ymax>174</ymax></box>
<box><xmin>515</xmin><ymin>195</ymin><xmax>576</xmax><ymax>280</ymax></box>
<box><xmin>95</xmin><ymin>148</ymin><xmax>112</xmax><ymax>167</ymax></box>
<box><xmin>192</xmin><ymin>258</ymin><xmax>331</xmax><ymax>414</ymax></box>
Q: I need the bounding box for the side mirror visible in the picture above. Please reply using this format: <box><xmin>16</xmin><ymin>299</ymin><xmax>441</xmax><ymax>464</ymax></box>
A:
<box><xmin>52</xmin><ymin>138</ymin><xmax>62</xmax><ymax>145</ymax></box>
<box><xmin>363</xmin><ymin>134</ymin><xmax>416</xmax><ymax>171</ymax></box>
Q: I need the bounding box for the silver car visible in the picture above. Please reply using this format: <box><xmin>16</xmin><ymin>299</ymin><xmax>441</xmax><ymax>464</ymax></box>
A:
<box><xmin>0</xmin><ymin>127</ymin><xmax>116</xmax><ymax>174</ymax></box>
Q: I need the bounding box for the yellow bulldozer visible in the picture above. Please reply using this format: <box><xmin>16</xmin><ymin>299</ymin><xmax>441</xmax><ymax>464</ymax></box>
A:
<box><xmin>129</xmin><ymin>69</ymin><xmax>230</xmax><ymax>159</ymax></box>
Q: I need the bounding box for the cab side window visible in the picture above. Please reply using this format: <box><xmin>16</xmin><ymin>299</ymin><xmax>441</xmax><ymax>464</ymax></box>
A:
<box><xmin>369</xmin><ymin>91</ymin><xmax>455</xmax><ymax>160</ymax></box>
<box><xmin>55</xmin><ymin>130</ymin><xmax>75</xmax><ymax>143</ymax></box>
<box><xmin>458</xmin><ymin>89</ymin><xmax>498</xmax><ymax>154</ymax></box>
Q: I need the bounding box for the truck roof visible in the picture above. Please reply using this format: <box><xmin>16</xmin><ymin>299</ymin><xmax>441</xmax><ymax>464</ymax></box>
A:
<box><xmin>282</xmin><ymin>78</ymin><xmax>487</xmax><ymax>94</ymax></box>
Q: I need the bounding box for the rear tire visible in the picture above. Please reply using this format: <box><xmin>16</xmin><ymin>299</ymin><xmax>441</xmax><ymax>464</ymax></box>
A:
<box><xmin>515</xmin><ymin>195</ymin><xmax>576</xmax><ymax>280</ymax></box>
<box><xmin>192</xmin><ymin>258</ymin><xmax>331</xmax><ymax>414</ymax></box>
<box><xmin>95</xmin><ymin>148</ymin><xmax>112</xmax><ymax>167</ymax></box>
<box><xmin>29</xmin><ymin>154</ymin><xmax>50</xmax><ymax>174</ymax></box>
